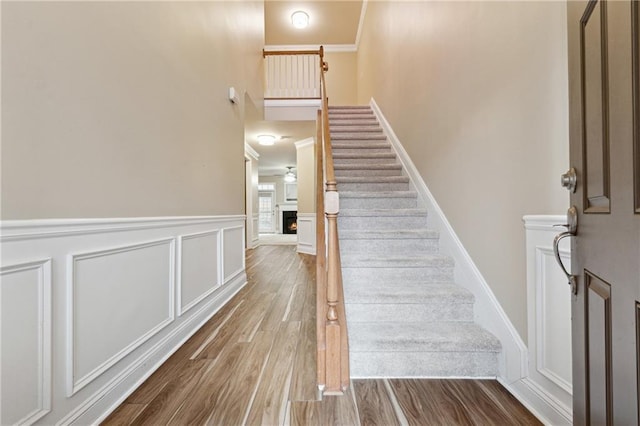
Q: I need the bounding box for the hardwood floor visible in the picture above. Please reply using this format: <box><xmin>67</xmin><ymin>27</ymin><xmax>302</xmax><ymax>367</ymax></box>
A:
<box><xmin>102</xmin><ymin>245</ymin><xmax>541</xmax><ymax>426</ymax></box>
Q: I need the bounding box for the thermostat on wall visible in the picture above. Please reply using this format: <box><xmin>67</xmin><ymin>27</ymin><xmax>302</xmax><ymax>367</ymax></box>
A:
<box><xmin>228</xmin><ymin>87</ymin><xmax>240</xmax><ymax>104</ymax></box>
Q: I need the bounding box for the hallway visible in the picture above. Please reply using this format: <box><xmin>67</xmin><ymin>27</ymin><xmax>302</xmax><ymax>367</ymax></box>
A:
<box><xmin>102</xmin><ymin>246</ymin><xmax>541</xmax><ymax>425</ymax></box>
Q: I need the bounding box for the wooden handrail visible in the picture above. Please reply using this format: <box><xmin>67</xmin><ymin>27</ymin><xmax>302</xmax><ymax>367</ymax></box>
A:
<box><xmin>263</xmin><ymin>48</ymin><xmax>323</xmax><ymax>57</ymax></box>
<box><xmin>315</xmin><ymin>45</ymin><xmax>349</xmax><ymax>394</ymax></box>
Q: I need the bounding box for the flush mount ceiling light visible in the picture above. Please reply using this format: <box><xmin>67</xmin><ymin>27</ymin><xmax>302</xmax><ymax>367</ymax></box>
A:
<box><xmin>291</xmin><ymin>11</ymin><xmax>309</xmax><ymax>29</ymax></box>
<box><xmin>284</xmin><ymin>166</ymin><xmax>297</xmax><ymax>183</ymax></box>
<box><xmin>257</xmin><ymin>134</ymin><xmax>276</xmax><ymax>146</ymax></box>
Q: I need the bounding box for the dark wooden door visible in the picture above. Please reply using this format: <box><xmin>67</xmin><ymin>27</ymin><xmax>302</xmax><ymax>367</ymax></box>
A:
<box><xmin>567</xmin><ymin>0</ymin><xmax>640</xmax><ymax>424</ymax></box>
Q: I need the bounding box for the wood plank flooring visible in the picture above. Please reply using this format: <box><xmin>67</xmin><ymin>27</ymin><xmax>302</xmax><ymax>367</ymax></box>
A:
<box><xmin>102</xmin><ymin>245</ymin><xmax>541</xmax><ymax>426</ymax></box>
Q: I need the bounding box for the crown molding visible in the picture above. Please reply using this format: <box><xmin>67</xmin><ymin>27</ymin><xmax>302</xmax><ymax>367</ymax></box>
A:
<box><xmin>244</xmin><ymin>143</ymin><xmax>260</xmax><ymax>161</ymax></box>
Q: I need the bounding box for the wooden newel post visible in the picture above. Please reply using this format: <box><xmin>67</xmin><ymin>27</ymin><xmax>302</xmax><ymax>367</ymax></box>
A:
<box><xmin>324</xmin><ymin>184</ymin><xmax>342</xmax><ymax>394</ymax></box>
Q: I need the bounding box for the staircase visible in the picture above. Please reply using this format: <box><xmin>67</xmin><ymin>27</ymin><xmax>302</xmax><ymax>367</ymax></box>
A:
<box><xmin>329</xmin><ymin>105</ymin><xmax>501</xmax><ymax>378</ymax></box>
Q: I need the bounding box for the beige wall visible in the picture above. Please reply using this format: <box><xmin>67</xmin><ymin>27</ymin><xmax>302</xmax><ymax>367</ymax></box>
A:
<box><xmin>357</xmin><ymin>1</ymin><xmax>569</xmax><ymax>342</ymax></box>
<box><xmin>295</xmin><ymin>140</ymin><xmax>315</xmax><ymax>214</ymax></box>
<box><xmin>324</xmin><ymin>51</ymin><xmax>358</xmax><ymax>106</ymax></box>
<box><xmin>1</xmin><ymin>1</ymin><xmax>264</xmax><ymax>219</ymax></box>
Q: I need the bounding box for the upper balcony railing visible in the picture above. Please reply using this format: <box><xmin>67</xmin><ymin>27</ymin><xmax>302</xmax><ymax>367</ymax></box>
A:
<box><xmin>263</xmin><ymin>49</ymin><xmax>322</xmax><ymax>99</ymax></box>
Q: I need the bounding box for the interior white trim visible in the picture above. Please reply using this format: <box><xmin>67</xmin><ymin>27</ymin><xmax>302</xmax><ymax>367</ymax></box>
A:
<box><xmin>222</xmin><ymin>226</ymin><xmax>246</xmax><ymax>283</ymax></box>
<box><xmin>176</xmin><ymin>230</ymin><xmax>222</xmax><ymax>317</ymax></box>
<box><xmin>244</xmin><ymin>143</ymin><xmax>260</xmax><ymax>161</ymax></box>
<box><xmin>500</xmin><ymin>377</ymin><xmax>572</xmax><ymax>425</ymax></box>
<box><xmin>1</xmin><ymin>215</ymin><xmax>246</xmax><ymax>242</ymax></box>
<box><xmin>296</xmin><ymin>213</ymin><xmax>316</xmax><ymax>255</ymax></box>
<box><xmin>1</xmin><ymin>215</ymin><xmax>247</xmax><ymax>425</ymax></box>
<box><xmin>535</xmin><ymin>247</ymin><xmax>572</xmax><ymax>394</ymax></box>
<box><xmin>523</xmin><ymin>214</ymin><xmax>573</xmax><ymax>424</ymax></box>
<box><xmin>0</xmin><ymin>259</ymin><xmax>53</xmax><ymax>425</ymax></box>
<box><xmin>66</xmin><ymin>238</ymin><xmax>176</xmax><ymax>396</ymax></box>
<box><xmin>63</xmin><ymin>273</ymin><xmax>246</xmax><ymax>426</ymax></box>
<box><xmin>264</xmin><ymin>44</ymin><xmax>357</xmax><ymax>53</ymax></box>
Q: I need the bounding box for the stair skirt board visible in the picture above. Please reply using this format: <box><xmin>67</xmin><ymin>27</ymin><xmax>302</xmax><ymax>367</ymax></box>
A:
<box><xmin>330</xmin><ymin>103</ymin><xmax>502</xmax><ymax>380</ymax></box>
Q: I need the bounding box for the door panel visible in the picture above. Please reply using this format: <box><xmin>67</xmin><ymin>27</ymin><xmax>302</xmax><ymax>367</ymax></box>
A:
<box><xmin>581</xmin><ymin>0</ymin><xmax>611</xmax><ymax>213</ymax></box>
<box><xmin>568</xmin><ymin>0</ymin><xmax>640</xmax><ymax>424</ymax></box>
<box><xmin>585</xmin><ymin>271</ymin><xmax>612</xmax><ymax>425</ymax></box>
<box><xmin>633</xmin><ymin>1</ymin><xmax>640</xmax><ymax>214</ymax></box>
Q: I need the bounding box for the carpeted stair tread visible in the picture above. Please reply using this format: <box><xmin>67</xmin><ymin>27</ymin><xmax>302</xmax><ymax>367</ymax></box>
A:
<box><xmin>349</xmin><ymin>322</ymin><xmax>501</xmax><ymax>353</ymax></box>
<box><xmin>329</xmin><ymin>104</ymin><xmax>500</xmax><ymax>378</ymax></box>
<box><xmin>331</xmin><ymin>133</ymin><xmax>388</xmax><ymax>141</ymax></box>
<box><xmin>339</xmin><ymin>229</ymin><xmax>438</xmax><ymax>240</ymax></box>
<box><xmin>341</xmin><ymin>254</ymin><xmax>454</xmax><ymax>268</ymax></box>
<box><xmin>336</xmin><ymin>176</ymin><xmax>409</xmax><ymax>184</ymax></box>
<box><xmin>332</xmin><ymin>142</ymin><xmax>391</xmax><ymax>150</ymax></box>
<box><xmin>334</xmin><ymin>152</ymin><xmax>396</xmax><ymax>159</ymax></box>
<box><xmin>334</xmin><ymin>163</ymin><xmax>402</xmax><ymax>170</ymax></box>
<box><xmin>344</xmin><ymin>282</ymin><xmax>474</xmax><ymax>304</ymax></box>
<box><xmin>331</xmin><ymin>126</ymin><xmax>383</xmax><ymax>133</ymax></box>
<box><xmin>339</xmin><ymin>208</ymin><xmax>428</xmax><ymax>217</ymax></box>
<box><xmin>340</xmin><ymin>190</ymin><xmax>417</xmax><ymax>199</ymax></box>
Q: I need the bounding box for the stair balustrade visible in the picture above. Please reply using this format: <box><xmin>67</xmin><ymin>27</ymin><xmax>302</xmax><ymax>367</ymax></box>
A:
<box><xmin>318</xmin><ymin>47</ymin><xmax>349</xmax><ymax>394</ymax></box>
<box><xmin>262</xmin><ymin>49</ymin><xmax>322</xmax><ymax>99</ymax></box>
<box><xmin>263</xmin><ymin>46</ymin><xmax>348</xmax><ymax>395</ymax></box>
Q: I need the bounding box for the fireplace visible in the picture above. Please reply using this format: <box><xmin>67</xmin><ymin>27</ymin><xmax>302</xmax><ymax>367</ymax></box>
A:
<box><xmin>282</xmin><ymin>211</ymin><xmax>297</xmax><ymax>234</ymax></box>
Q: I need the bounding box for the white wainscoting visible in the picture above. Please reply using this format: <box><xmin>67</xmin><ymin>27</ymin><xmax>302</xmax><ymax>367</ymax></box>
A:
<box><xmin>1</xmin><ymin>259</ymin><xmax>52</xmax><ymax>425</ymax></box>
<box><xmin>177</xmin><ymin>230</ymin><xmax>220</xmax><ymax>316</ymax></box>
<box><xmin>296</xmin><ymin>213</ymin><xmax>316</xmax><ymax>255</ymax></box>
<box><xmin>0</xmin><ymin>216</ymin><xmax>247</xmax><ymax>425</ymax></box>
<box><xmin>522</xmin><ymin>215</ymin><xmax>573</xmax><ymax>424</ymax></box>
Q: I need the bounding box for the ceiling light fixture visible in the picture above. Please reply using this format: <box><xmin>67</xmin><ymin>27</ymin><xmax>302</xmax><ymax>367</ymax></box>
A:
<box><xmin>291</xmin><ymin>11</ymin><xmax>309</xmax><ymax>29</ymax></box>
<box><xmin>284</xmin><ymin>166</ymin><xmax>297</xmax><ymax>183</ymax></box>
<box><xmin>257</xmin><ymin>134</ymin><xmax>276</xmax><ymax>146</ymax></box>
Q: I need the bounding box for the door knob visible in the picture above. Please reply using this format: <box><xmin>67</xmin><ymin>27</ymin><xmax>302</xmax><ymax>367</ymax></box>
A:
<box><xmin>560</xmin><ymin>167</ymin><xmax>577</xmax><ymax>193</ymax></box>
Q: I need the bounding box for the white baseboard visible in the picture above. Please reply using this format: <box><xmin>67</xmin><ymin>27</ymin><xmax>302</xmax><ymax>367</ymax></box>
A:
<box><xmin>369</xmin><ymin>99</ymin><xmax>566</xmax><ymax>423</ymax></box>
<box><xmin>1</xmin><ymin>215</ymin><xmax>247</xmax><ymax>426</ymax></box>
<box><xmin>500</xmin><ymin>377</ymin><xmax>572</xmax><ymax>425</ymax></box>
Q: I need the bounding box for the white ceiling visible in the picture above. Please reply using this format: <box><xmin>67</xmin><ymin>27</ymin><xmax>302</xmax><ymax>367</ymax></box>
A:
<box><xmin>249</xmin><ymin>1</ymin><xmax>364</xmax><ymax>177</ymax></box>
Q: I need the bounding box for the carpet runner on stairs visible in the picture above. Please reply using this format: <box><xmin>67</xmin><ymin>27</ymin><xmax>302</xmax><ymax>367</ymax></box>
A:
<box><xmin>329</xmin><ymin>105</ymin><xmax>501</xmax><ymax>378</ymax></box>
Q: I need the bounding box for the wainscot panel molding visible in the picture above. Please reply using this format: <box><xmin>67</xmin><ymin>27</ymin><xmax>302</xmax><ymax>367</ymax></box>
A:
<box><xmin>371</xmin><ymin>98</ymin><xmax>568</xmax><ymax>425</ymax></box>
<box><xmin>0</xmin><ymin>215</ymin><xmax>247</xmax><ymax>425</ymax></box>
<box><xmin>521</xmin><ymin>215</ymin><xmax>573</xmax><ymax>424</ymax></box>
<box><xmin>296</xmin><ymin>213</ymin><xmax>316</xmax><ymax>255</ymax></box>
<box><xmin>251</xmin><ymin>214</ymin><xmax>260</xmax><ymax>248</ymax></box>
<box><xmin>1</xmin><ymin>259</ymin><xmax>53</xmax><ymax>425</ymax></box>
<box><xmin>177</xmin><ymin>230</ymin><xmax>221</xmax><ymax>316</ymax></box>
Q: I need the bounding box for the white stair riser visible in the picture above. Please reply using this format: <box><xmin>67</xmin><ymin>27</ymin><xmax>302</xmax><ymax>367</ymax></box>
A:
<box><xmin>339</xmin><ymin>238</ymin><xmax>439</xmax><ymax>255</ymax></box>
<box><xmin>338</xmin><ymin>215</ymin><xmax>428</xmax><ymax>230</ymax></box>
<box><xmin>340</xmin><ymin>196</ymin><xmax>417</xmax><ymax>209</ymax></box>
<box><xmin>346</xmin><ymin>303</ymin><xmax>474</xmax><ymax>323</ymax></box>
<box><xmin>342</xmin><ymin>266</ymin><xmax>454</xmax><ymax>283</ymax></box>
<box><xmin>349</xmin><ymin>352</ymin><xmax>499</xmax><ymax>378</ymax></box>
